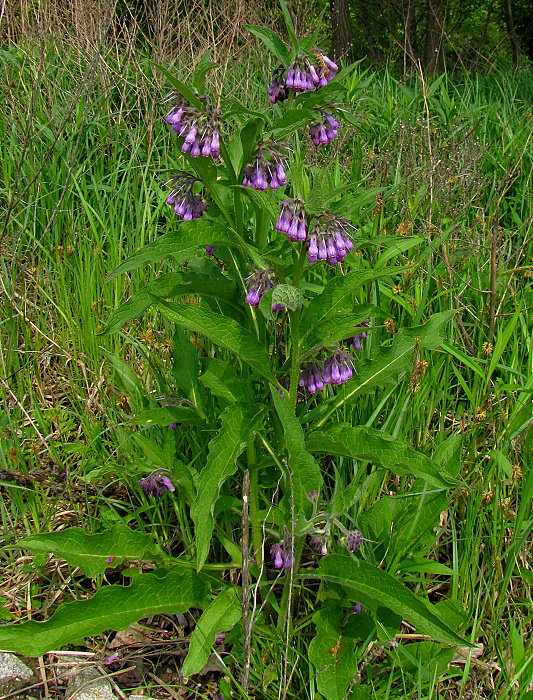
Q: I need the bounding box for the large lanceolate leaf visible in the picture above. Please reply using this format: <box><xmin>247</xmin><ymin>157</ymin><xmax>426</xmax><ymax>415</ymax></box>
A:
<box><xmin>304</xmin><ymin>304</ymin><xmax>383</xmax><ymax>353</ymax></box>
<box><xmin>182</xmin><ymin>587</ymin><xmax>242</xmax><ymax>679</ymax></box>
<box><xmin>199</xmin><ymin>358</ymin><xmax>253</xmax><ymax>403</ymax></box>
<box><xmin>271</xmin><ymin>389</ymin><xmax>322</xmax><ymax>518</ymax></box>
<box><xmin>131</xmin><ymin>406</ymin><xmax>205</xmax><ymax>428</ymax></box>
<box><xmin>306</xmin><ymin>425</ymin><xmax>455</xmax><ymax>489</ymax></box>
<box><xmin>18</xmin><ymin>527</ymin><xmax>165</xmax><ymax>577</ymax></box>
<box><xmin>155</xmin><ymin>299</ymin><xmax>280</xmax><ymax>387</ymax></box>
<box><xmin>307</xmin><ymin>311</ymin><xmax>455</xmax><ymax>426</ymax></box>
<box><xmin>108</xmin><ymin>220</ymin><xmax>232</xmax><ymax>280</ymax></box>
<box><xmin>104</xmin><ymin>272</ymin><xmax>238</xmax><ymax>334</ymax></box>
<box><xmin>0</xmin><ymin>570</ymin><xmax>210</xmax><ymax>657</ymax></box>
<box><xmin>315</xmin><ymin>556</ymin><xmax>468</xmax><ymax>647</ymax></box>
<box><xmin>300</xmin><ymin>269</ymin><xmax>398</xmax><ymax>338</ymax></box>
<box><xmin>192</xmin><ymin>404</ymin><xmax>261</xmax><ymax>570</ymax></box>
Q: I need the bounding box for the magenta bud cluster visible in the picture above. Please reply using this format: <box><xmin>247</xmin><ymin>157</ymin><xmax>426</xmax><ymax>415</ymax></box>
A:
<box><xmin>344</xmin><ymin>319</ymin><xmax>370</xmax><ymax>350</ymax></box>
<box><xmin>165</xmin><ymin>92</ymin><xmax>221</xmax><ymax>159</ymax></box>
<box><xmin>138</xmin><ymin>469</ymin><xmax>175</xmax><ymax>498</ymax></box>
<box><xmin>166</xmin><ymin>172</ymin><xmax>209</xmax><ymax>221</ymax></box>
<box><xmin>306</xmin><ymin>213</ymin><xmax>354</xmax><ymax>266</ymax></box>
<box><xmin>276</xmin><ymin>198</ymin><xmax>308</xmax><ymax>241</ymax></box>
<box><xmin>346</xmin><ymin>530</ymin><xmax>363</xmax><ymax>553</ymax></box>
<box><xmin>268</xmin><ymin>53</ymin><xmax>339</xmax><ymax>103</ymax></box>
<box><xmin>270</xmin><ymin>541</ymin><xmax>295</xmax><ymax>569</ymax></box>
<box><xmin>242</xmin><ymin>143</ymin><xmax>289</xmax><ymax>191</ymax></box>
<box><xmin>299</xmin><ymin>349</ymin><xmax>356</xmax><ymax>394</ymax></box>
<box><xmin>309</xmin><ymin>112</ymin><xmax>339</xmax><ymax>146</ymax></box>
<box><xmin>244</xmin><ymin>269</ymin><xmax>278</xmax><ymax>307</ymax></box>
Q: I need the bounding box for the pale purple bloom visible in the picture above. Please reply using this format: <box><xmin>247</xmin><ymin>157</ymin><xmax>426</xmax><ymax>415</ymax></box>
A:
<box><xmin>267</xmin><ymin>53</ymin><xmax>338</xmax><ymax>102</ymax></box>
<box><xmin>324</xmin><ymin>349</ymin><xmax>355</xmax><ymax>386</ymax></box>
<box><xmin>139</xmin><ymin>469</ymin><xmax>175</xmax><ymax>497</ymax></box>
<box><xmin>306</xmin><ymin>212</ymin><xmax>354</xmax><ymax>266</ymax></box>
<box><xmin>166</xmin><ymin>172</ymin><xmax>209</xmax><ymax>221</ymax></box>
<box><xmin>299</xmin><ymin>361</ymin><xmax>325</xmax><ymax>395</ymax></box>
<box><xmin>270</xmin><ymin>541</ymin><xmax>294</xmax><ymax>569</ymax></box>
<box><xmin>353</xmin><ymin>603</ymin><xmax>362</xmax><ymax>614</ymax></box>
<box><xmin>242</xmin><ymin>143</ymin><xmax>289</xmax><ymax>191</ymax></box>
<box><xmin>276</xmin><ymin>198</ymin><xmax>307</xmax><ymax>242</ymax></box>
<box><xmin>164</xmin><ymin>91</ymin><xmax>221</xmax><ymax>160</ymax></box>
<box><xmin>345</xmin><ymin>319</ymin><xmax>370</xmax><ymax>350</ymax></box>
<box><xmin>244</xmin><ymin>269</ymin><xmax>277</xmax><ymax>307</ymax></box>
<box><xmin>309</xmin><ymin>112</ymin><xmax>339</xmax><ymax>146</ymax></box>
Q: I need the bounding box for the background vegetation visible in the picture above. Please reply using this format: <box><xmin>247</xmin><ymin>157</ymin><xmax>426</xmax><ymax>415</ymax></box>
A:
<box><xmin>1</xmin><ymin>1</ymin><xmax>533</xmax><ymax>698</ymax></box>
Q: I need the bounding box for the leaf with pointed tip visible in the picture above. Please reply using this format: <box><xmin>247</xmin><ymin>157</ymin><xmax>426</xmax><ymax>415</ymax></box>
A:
<box><xmin>103</xmin><ymin>273</ymin><xmax>238</xmax><ymax>334</ymax></box>
<box><xmin>244</xmin><ymin>25</ymin><xmax>291</xmax><ymax>65</ymax></box>
<box><xmin>315</xmin><ymin>555</ymin><xmax>468</xmax><ymax>647</ymax></box>
<box><xmin>306</xmin><ymin>425</ymin><xmax>455</xmax><ymax>489</ymax></box>
<box><xmin>234</xmin><ymin>185</ymin><xmax>279</xmax><ymax>221</ymax></box>
<box><xmin>154</xmin><ymin>64</ymin><xmax>203</xmax><ymax>109</ymax></box>
<box><xmin>182</xmin><ymin>587</ymin><xmax>242</xmax><ymax>679</ymax></box>
<box><xmin>132</xmin><ymin>406</ymin><xmax>205</xmax><ymax>428</ymax></box>
<box><xmin>154</xmin><ymin>300</ymin><xmax>280</xmax><ymax>387</ymax></box>
<box><xmin>199</xmin><ymin>358</ymin><xmax>253</xmax><ymax>403</ymax></box>
<box><xmin>300</xmin><ymin>269</ymin><xmax>399</xmax><ymax>339</ymax></box>
<box><xmin>0</xmin><ymin>569</ymin><xmax>210</xmax><ymax>657</ymax></box>
<box><xmin>108</xmin><ymin>221</ymin><xmax>232</xmax><ymax>281</ymax></box>
<box><xmin>304</xmin><ymin>304</ymin><xmax>383</xmax><ymax>353</ymax></box>
<box><xmin>19</xmin><ymin>527</ymin><xmax>164</xmax><ymax>577</ymax></box>
<box><xmin>192</xmin><ymin>404</ymin><xmax>262</xmax><ymax>570</ymax></box>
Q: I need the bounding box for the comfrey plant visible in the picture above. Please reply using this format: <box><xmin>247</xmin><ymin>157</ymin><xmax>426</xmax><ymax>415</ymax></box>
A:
<box><xmin>1</xmin><ymin>3</ymin><xmax>469</xmax><ymax>697</ymax></box>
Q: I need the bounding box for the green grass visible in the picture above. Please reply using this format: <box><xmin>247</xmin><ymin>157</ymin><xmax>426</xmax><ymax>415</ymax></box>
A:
<box><xmin>1</xmin><ymin>38</ymin><xmax>533</xmax><ymax>699</ymax></box>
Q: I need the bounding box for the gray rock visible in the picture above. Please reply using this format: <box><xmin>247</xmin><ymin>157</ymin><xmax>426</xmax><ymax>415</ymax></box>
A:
<box><xmin>0</xmin><ymin>653</ymin><xmax>34</xmax><ymax>695</ymax></box>
<box><xmin>66</xmin><ymin>667</ymin><xmax>115</xmax><ymax>700</ymax></box>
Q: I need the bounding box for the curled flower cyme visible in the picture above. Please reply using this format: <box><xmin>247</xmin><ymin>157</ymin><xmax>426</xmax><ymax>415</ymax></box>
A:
<box><xmin>276</xmin><ymin>198</ymin><xmax>308</xmax><ymax>242</ymax></box>
<box><xmin>270</xmin><ymin>541</ymin><xmax>295</xmax><ymax>570</ymax></box>
<box><xmin>242</xmin><ymin>142</ymin><xmax>289</xmax><ymax>191</ymax></box>
<box><xmin>309</xmin><ymin>112</ymin><xmax>340</xmax><ymax>146</ymax></box>
<box><xmin>306</xmin><ymin>212</ymin><xmax>354</xmax><ymax>266</ymax></box>
<box><xmin>165</xmin><ymin>92</ymin><xmax>221</xmax><ymax>159</ymax></box>
<box><xmin>346</xmin><ymin>530</ymin><xmax>363</xmax><ymax>553</ymax></box>
<box><xmin>324</xmin><ymin>349</ymin><xmax>355</xmax><ymax>386</ymax></box>
<box><xmin>345</xmin><ymin>319</ymin><xmax>370</xmax><ymax>351</ymax></box>
<box><xmin>245</xmin><ymin>269</ymin><xmax>278</xmax><ymax>307</ymax></box>
<box><xmin>299</xmin><ymin>361</ymin><xmax>325</xmax><ymax>394</ymax></box>
<box><xmin>267</xmin><ymin>53</ymin><xmax>338</xmax><ymax>103</ymax></box>
<box><xmin>138</xmin><ymin>469</ymin><xmax>175</xmax><ymax>498</ymax></box>
<box><xmin>166</xmin><ymin>172</ymin><xmax>209</xmax><ymax>221</ymax></box>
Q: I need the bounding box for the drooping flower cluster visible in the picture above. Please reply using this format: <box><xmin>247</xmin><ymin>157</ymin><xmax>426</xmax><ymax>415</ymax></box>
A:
<box><xmin>245</xmin><ymin>269</ymin><xmax>278</xmax><ymax>307</ymax></box>
<box><xmin>165</xmin><ymin>92</ymin><xmax>221</xmax><ymax>158</ymax></box>
<box><xmin>268</xmin><ymin>53</ymin><xmax>339</xmax><ymax>103</ymax></box>
<box><xmin>166</xmin><ymin>172</ymin><xmax>209</xmax><ymax>221</ymax></box>
<box><xmin>276</xmin><ymin>198</ymin><xmax>308</xmax><ymax>241</ymax></box>
<box><xmin>344</xmin><ymin>319</ymin><xmax>370</xmax><ymax>350</ymax></box>
<box><xmin>309</xmin><ymin>112</ymin><xmax>339</xmax><ymax>146</ymax></box>
<box><xmin>242</xmin><ymin>143</ymin><xmax>289</xmax><ymax>191</ymax></box>
<box><xmin>306</xmin><ymin>213</ymin><xmax>355</xmax><ymax>265</ymax></box>
<box><xmin>138</xmin><ymin>469</ymin><xmax>175</xmax><ymax>498</ymax></box>
<box><xmin>299</xmin><ymin>349</ymin><xmax>356</xmax><ymax>394</ymax></box>
<box><xmin>270</xmin><ymin>541</ymin><xmax>295</xmax><ymax>570</ymax></box>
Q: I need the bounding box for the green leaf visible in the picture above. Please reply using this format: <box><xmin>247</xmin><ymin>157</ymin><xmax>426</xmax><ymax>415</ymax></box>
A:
<box><xmin>304</xmin><ymin>304</ymin><xmax>382</xmax><ymax>353</ymax></box>
<box><xmin>271</xmin><ymin>389</ymin><xmax>322</xmax><ymax>519</ymax></box>
<box><xmin>315</xmin><ymin>556</ymin><xmax>468</xmax><ymax>647</ymax></box>
<box><xmin>199</xmin><ymin>358</ymin><xmax>253</xmax><ymax>403</ymax></box>
<box><xmin>154</xmin><ymin>300</ymin><xmax>280</xmax><ymax>387</ymax></box>
<box><xmin>103</xmin><ymin>272</ymin><xmax>238</xmax><ymax>334</ymax></box>
<box><xmin>154</xmin><ymin>64</ymin><xmax>203</xmax><ymax>109</ymax></box>
<box><xmin>300</xmin><ymin>269</ymin><xmax>397</xmax><ymax>339</ymax></box>
<box><xmin>272</xmin><ymin>284</ymin><xmax>303</xmax><ymax>311</ymax></box>
<box><xmin>306</xmin><ymin>424</ymin><xmax>455</xmax><ymax>489</ymax></box>
<box><xmin>238</xmin><ymin>117</ymin><xmax>264</xmax><ymax>174</ymax></box>
<box><xmin>107</xmin><ymin>221</ymin><xmax>232</xmax><ymax>281</ymax></box>
<box><xmin>375</xmin><ymin>236</ymin><xmax>425</xmax><ymax>267</ymax></box>
<box><xmin>234</xmin><ymin>185</ymin><xmax>280</xmax><ymax>221</ymax></box>
<box><xmin>244</xmin><ymin>25</ymin><xmax>291</xmax><ymax>65</ymax></box>
<box><xmin>192</xmin><ymin>404</ymin><xmax>262</xmax><ymax>570</ymax></box>
<box><xmin>19</xmin><ymin>527</ymin><xmax>164</xmax><ymax>577</ymax></box>
<box><xmin>192</xmin><ymin>51</ymin><xmax>218</xmax><ymax>94</ymax></box>
<box><xmin>131</xmin><ymin>406</ymin><xmax>205</xmax><ymax>428</ymax></box>
<box><xmin>270</xmin><ymin>109</ymin><xmax>315</xmax><ymax>140</ymax></box>
<box><xmin>172</xmin><ymin>327</ymin><xmax>206</xmax><ymax>416</ymax></box>
<box><xmin>104</xmin><ymin>352</ymin><xmax>144</xmax><ymax>409</ymax></box>
<box><xmin>182</xmin><ymin>587</ymin><xmax>242</xmax><ymax>679</ymax></box>
<box><xmin>0</xmin><ymin>569</ymin><xmax>210</xmax><ymax>657</ymax></box>
<box><xmin>397</xmin><ymin>557</ymin><xmax>454</xmax><ymax>576</ymax></box>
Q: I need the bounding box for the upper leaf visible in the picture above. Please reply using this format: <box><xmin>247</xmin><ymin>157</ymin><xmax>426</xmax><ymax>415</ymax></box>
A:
<box><xmin>244</xmin><ymin>25</ymin><xmax>291</xmax><ymax>66</ymax></box>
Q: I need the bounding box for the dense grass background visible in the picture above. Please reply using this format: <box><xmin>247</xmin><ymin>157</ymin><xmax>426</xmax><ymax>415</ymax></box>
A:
<box><xmin>1</xmin><ymin>27</ymin><xmax>533</xmax><ymax>699</ymax></box>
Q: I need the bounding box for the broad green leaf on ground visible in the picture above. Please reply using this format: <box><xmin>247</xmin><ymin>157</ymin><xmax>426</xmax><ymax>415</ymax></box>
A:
<box><xmin>271</xmin><ymin>389</ymin><xmax>322</xmax><ymax>518</ymax></box>
<box><xmin>305</xmin><ymin>424</ymin><xmax>455</xmax><ymax>488</ymax></box>
<box><xmin>308</xmin><ymin>311</ymin><xmax>455</xmax><ymax>427</ymax></box>
<box><xmin>199</xmin><ymin>358</ymin><xmax>253</xmax><ymax>403</ymax></box>
<box><xmin>155</xmin><ymin>300</ymin><xmax>280</xmax><ymax>387</ymax></box>
<box><xmin>244</xmin><ymin>25</ymin><xmax>291</xmax><ymax>65</ymax></box>
<box><xmin>182</xmin><ymin>587</ymin><xmax>242</xmax><ymax>679</ymax></box>
<box><xmin>192</xmin><ymin>404</ymin><xmax>262</xmax><ymax>570</ymax></box>
<box><xmin>131</xmin><ymin>406</ymin><xmax>205</xmax><ymax>428</ymax></box>
<box><xmin>103</xmin><ymin>272</ymin><xmax>238</xmax><ymax>334</ymax></box>
<box><xmin>18</xmin><ymin>527</ymin><xmax>165</xmax><ymax>577</ymax></box>
<box><xmin>308</xmin><ymin>601</ymin><xmax>363</xmax><ymax>700</ymax></box>
<box><xmin>107</xmin><ymin>221</ymin><xmax>232</xmax><ymax>280</ymax></box>
<box><xmin>0</xmin><ymin>570</ymin><xmax>210</xmax><ymax>657</ymax></box>
<box><xmin>300</xmin><ymin>269</ymin><xmax>398</xmax><ymax>338</ymax></box>
<box><xmin>315</xmin><ymin>556</ymin><xmax>468</xmax><ymax>647</ymax></box>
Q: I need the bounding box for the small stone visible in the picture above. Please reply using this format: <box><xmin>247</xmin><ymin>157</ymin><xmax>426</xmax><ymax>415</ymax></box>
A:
<box><xmin>66</xmin><ymin>668</ymin><xmax>114</xmax><ymax>700</ymax></box>
<box><xmin>129</xmin><ymin>696</ymin><xmax>159</xmax><ymax>700</ymax></box>
<box><xmin>0</xmin><ymin>654</ymin><xmax>33</xmax><ymax>683</ymax></box>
